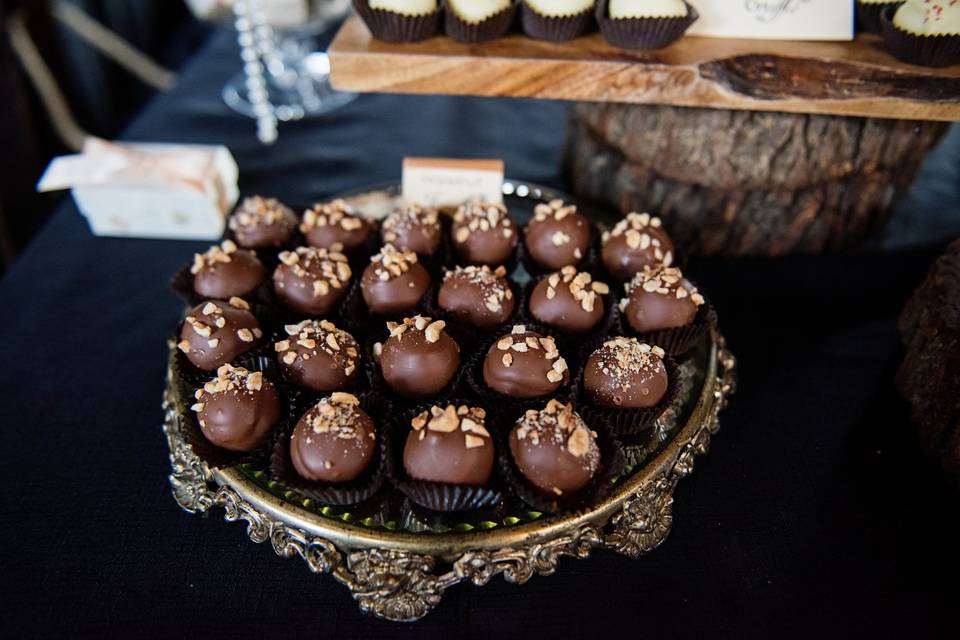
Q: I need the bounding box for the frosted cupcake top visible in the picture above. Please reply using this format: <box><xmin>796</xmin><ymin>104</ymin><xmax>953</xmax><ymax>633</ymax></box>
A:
<box><xmin>368</xmin><ymin>0</ymin><xmax>438</xmax><ymax>16</ymax></box>
<box><xmin>893</xmin><ymin>0</ymin><xmax>960</xmax><ymax>36</ymax></box>
<box><xmin>608</xmin><ymin>0</ymin><xmax>687</xmax><ymax>19</ymax></box>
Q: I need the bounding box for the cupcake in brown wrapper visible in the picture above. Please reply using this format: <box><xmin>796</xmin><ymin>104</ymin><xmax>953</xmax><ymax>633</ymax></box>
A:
<box><xmin>352</xmin><ymin>0</ymin><xmax>442</xmax><ymax>43</ymax></box>
<box><xmin>445</xmin><ymin>0</ymin><xmax>519</xmax><ymax>43</ymax></box>
<box><xmin>880</xmin><ymin>3</ymin><xmax>960</xmax><ymax>68</ymax></box>
<box><xmin>391</xmin><ymin>402</ymin><xmax>502</xmax><ymax>512</ymax></box>
<box><xmin>270</xmin><ymin>390</ymin><xmax>389</xmax><ymax>506</ymax></box>
<box><xmin>857</xmin><ymin>1</ymin><xmax>903</xmax><ymax>34</ymax></box>
<box><xmin>521</xmin><ymin>0</ymin><xmax>594</xmax><ymax>41</ymax></box>
<box><xmin>499</xmin><ymin>400</ymin><xmax>626</xmax><ymax>514</ymax></box>
<box><xmin>596</xmin><ymin>0</ymin><xmax>697</xmax><ymax>49</ymax></box>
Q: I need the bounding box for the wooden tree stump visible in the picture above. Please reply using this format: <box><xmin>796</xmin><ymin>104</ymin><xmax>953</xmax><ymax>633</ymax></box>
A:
<box><xmin>897</xmin><ymin>239</ymin><xmax>960</xmax><ymax>488</ymax></box>
<box><xmin>565</xmin><ymin>104</ymin><xmax>950</xmax><ymax>256</ymax></box>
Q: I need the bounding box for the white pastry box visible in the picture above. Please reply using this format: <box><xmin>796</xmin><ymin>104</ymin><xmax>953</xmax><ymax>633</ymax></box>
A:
<box><xmin>687</xmin><ymin>0</ymin><xmax>855</xmax><ymax>41</ymax></box>
<box><xmin>38</xmin><ymin>138</ymin><xmax>239</xmax><ymax>240</ymax></box>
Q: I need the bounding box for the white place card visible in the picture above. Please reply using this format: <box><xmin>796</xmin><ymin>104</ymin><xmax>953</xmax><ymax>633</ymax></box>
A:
<box><xmin>687</xmin><ymin>0</ymin><xmax>855</xmax><ymax>41</ymax></box>
<box><xmin>402</xmin><ymin>158</ymin><xmax>504</xmax><ymax>208</ymax></box>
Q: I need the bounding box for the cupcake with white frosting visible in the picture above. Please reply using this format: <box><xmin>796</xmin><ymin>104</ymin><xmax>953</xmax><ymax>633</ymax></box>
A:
<box><xmin>596</xmin><ymin>0</ymin><xmax>698</xmax><ymax>49</ymax></box>
<box><xmin>353</xmin><ymin>0</ymin><xmax>442</xmax><ymax>42</ymax></box>
<box><xmin>445</xmin><ymin>0</ymin><xmax>519</xmax><ymax>43</ymax></box>
<box><xmin>521</xmin><ymin>0</ymin><xmax>595</xmax><ymax>41</ymax></box>
<box><xmin>881</xmin><ymin>0</ymin><xmax>960</xmax><ymax>67</ymax></box>
<box><xmin>856</xmin><ymin>0</ymin><xmax>903</xmax><ymax>34</ymax></box>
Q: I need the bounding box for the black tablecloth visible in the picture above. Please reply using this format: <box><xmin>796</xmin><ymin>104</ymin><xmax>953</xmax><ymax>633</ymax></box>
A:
<box><xmin>2</xmin><ymin>30</ymin><xmax>959</xmax><ymax>638</ymax></box>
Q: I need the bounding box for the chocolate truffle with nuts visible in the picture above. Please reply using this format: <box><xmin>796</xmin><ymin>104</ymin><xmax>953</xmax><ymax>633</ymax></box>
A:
<box><xmin>451</xmin><ymin>201</ymin><xmax>518</xmax><ymax>266</ymax></box>
<box><xmin>360</xmin><ymin>244</ymin><xmax>431</xmax><ymax>316</ymax></box>
<box><xmin>178</xmin><ymin>298</ymin><xmax>263</xmax><ymax>371</ymax></box>
<box><xmin>290</xmin><ymin>392</ymin><xmax>377</xmax><ymax>483</ymax></box>
<box><xmin>601</xmin><ymin>212</ymin><xmax>674</xmax><ymax>281</ymax></box>
<box><xmin>376</xmin><ymin>315</ymin><xmax>460</xmax><ymax>399</ymax></box>
<box><xmin>482</xmin><ymin>325</ymin><xmax>568</xmax><ymax>399</ymax></box>
<box><xmin>191</xmin><ymin>240</ymin><xmax>265</xmax><ymax>299</ymax></box>
<box><xmin>275</xmin><ymin>319</ymin><xmax>361</xmax><ymax>392</ymax></box>
<box><xmin>620</xmin><ymin>265</ymin><xmax>704</xmax><ymax>333</ymax></box>
<box><xmin>528</xmin><ymin>267</ymin><xmax>609</xmax><ymax>333</ymax></box>
<box><xmin>404</xmin><ymin>404</ymin><xmax>494</xmax><ymax>486</ymax></box>
<box><xmin>272</xmin><ymin>246</ymin><xmax>352</xmax><ymax>316</ymax></box>
<box><xmin>228</xmin><ymin>196</ymin><xmax>298</xmax><ymax>248</ymax></box>
<box><xmin>191</xmin><ymin>364</ymin><xmax>280</xmax><ymax>452</ymax></box>
<box><xmin>524</xmin><ymin>198</ymin><xmax>590</xmax><ymax>271</ymax></box>
<box><xmin>381</xmin><ymin>203</ymin><xmax>442</xmax><ymax>257</ymax></box>
<box><xmin>438</xmin><ymin>265</ymin><xmax>515</xmax><ymax>330</ymax></box>
<box><xmin>584</xmin><ymin>338</ymin><xmax>668</xmax><ymax>409</ymax></box>
<box><xmin>509</xmin><ymin>400</ymin><xmax>600</xmax><ymax>497</ymax></box>
<box><xmin>300</xmin><ymin>199</ymin><xmax>375</xmax><ymax>255</ymax></box>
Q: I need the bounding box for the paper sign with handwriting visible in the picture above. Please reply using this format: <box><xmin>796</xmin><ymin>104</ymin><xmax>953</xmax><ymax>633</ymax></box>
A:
<box><xmin>687</xmin><ymin>0</ymin><xmax>854</xmax><ymax>40</ymax></box>
<box><xmin>402</xmin><ymin>158</ymin><xmax>504</xmax><ymax>208</ymax></box>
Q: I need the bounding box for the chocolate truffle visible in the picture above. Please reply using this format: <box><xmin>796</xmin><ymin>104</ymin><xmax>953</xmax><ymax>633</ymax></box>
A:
<box><xmin>438</xmin><ymin>265</ymin><xmax>515</xmax><ymax>330</ymax></box>
<box><xmin>228</xmin><ymin>196</ymin><xmax>298</xmax><ymax>248</ymax></box>
<box><xmin>191</xmin><ymin>240</ymin><xmax>265</xmax><ymax>299</ymax></box>
<box><xmin>451</xmin><ymin>201</ymin><xmax>518</xmax><ymax>266</ymax></box>
<box><xmin>509</xmin><ymin>400</ymin><xmax>600</xmax><ymax>497</ymax></box>
<box><xmin>482</xmin><ymin>325</ymin><xmax>568</xmax><ymax>399</ymax></box>
<box><xmin>275</xmin><ymin>319</ymin><xmax>361</xmax><ymax>392</ymax></box>
<box><xmin>619</xmin><ymin>265</ymin><xmax>704</xmax><ymax>333</ymax></box>
<box><xmin>290</xmin><ymin>392</ymin><xmax>377</xmax><ymax>483</ymax></box>
<box><xmin>584</xmin><ymin>337</ymin><xmax>668</xmax><ymax>409</ymax></box>
<box><xmin>191</xmin><ymin>364</ymin><xmax>280</xmax><ymax>452</ymax></box>
<box><xmin>376</xmin><ymin>315</ymin><xmax>460</xmax><ymax>398</ymax></box>
<box><xmin>381</xmin><ymin>203</ymin><xmax>442</xmax><ymax>256</ymax></box>
<box><xmin>524</xmin><ymin>198</ymin><xmax>590</xmax><ymax>270</ymax></box>
<box><xmin>403</xmin><ymin>404</ymin><xmax>494</xmax><ymax>486</ymax></box>
<box><xmin>272</xmin><ymin>246</ymin><xmax>352</xmax><ymax>316</ymax></box>
<box><xmin>360</xmin><ymin>244</ymin><xmax>431</xmax><ymax>316</ymax></box>
<box><xmin>300</xmin><ymin>199</ymin><xmax>375</xmax><ymax>255</ymax></box>
<box><xmin>177</xmin><ymin>298</ymin><xmax>263</xmax><ymax>371</ymax></box>
<box><xmin>529</xmin><ymin>267</ymin><xmax>609</xmax><ymax>333</ymax></box>
<box><xmin>601</xmin><ymin>212</ymin><xmax>675</xmax><ymax>281</ymax></box>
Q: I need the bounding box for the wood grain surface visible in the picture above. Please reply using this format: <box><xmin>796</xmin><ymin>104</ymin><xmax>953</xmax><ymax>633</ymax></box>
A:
<box><xmin>328</xmin><ymin>16</ymin><xmax>960</xmax><ymax>121</ymax></box>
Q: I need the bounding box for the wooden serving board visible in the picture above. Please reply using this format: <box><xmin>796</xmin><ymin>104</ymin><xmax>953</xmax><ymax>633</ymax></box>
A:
<box><xmin>328</xmin><ymin>15</ymin><xmax>960</xmax><ymax>122</ymax></box>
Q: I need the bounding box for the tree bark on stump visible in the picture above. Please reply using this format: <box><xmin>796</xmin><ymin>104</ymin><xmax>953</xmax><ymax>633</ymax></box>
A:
<box><xmin>565</xmin><ymin>103</ymin><xmax>949</xmax><ymax>256</ymax></box>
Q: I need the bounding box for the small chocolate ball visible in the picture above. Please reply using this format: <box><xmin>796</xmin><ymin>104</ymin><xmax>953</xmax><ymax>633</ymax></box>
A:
<box><xmin>601</xmin><ymin>212</ymin><xmax>675</xmax><ymax>281</ymax></box>
<box><xmin>524</xmin><ymin>199</ymin><xmax>590</xmax><ymax>270</ymax></box>
<box><xmin>451</xmin><ymin>201</ymin><xmax>518</xmax><ymax>266</ymax></box>
<box><xmin>228</xmin><ymin>196</ymin><xmax>298</xmax><ymax>248</ymax></box>
<box><xmin>275</xmin><ymin>319</ymin><xmax>361</xmax><ymax>392</ymax></box>
<box><xmin>290</xmin><ymin>392</ymin><xmax>376</xmax><ymax>483</ymax></box>
<box><xmin>403</xmin><ymin>404</ymin><xmax>494</xmax><ymax>486</ymax></box>
<box><xmin>585</xmin><ymin>338</ymin><xmax>668</xmax><ymax>409</ymax></box>
<box><xmin>381</xmin><ymin>204</ymin><xmax>442</xmax><ymax>256</ymax></box>
<box><xmin>483</xmin><ymin>325</ymin><xmax>568</xmax><ymax>399</ymax></box>
<box><xmin>377</xmin><ymin>316</ymin><xmax>460</xmax><ymax>399</ymax></box>
<box><xmin>361</xmin><ymin>245</ymin><xmax>431</xmax><ymax>316</ymax></box>
<box><xmin>191</xmin><ymin>240</ymin><xmax>265</xmax><ymax>299</ymax></box>
<box><xmin>191</xmin><ymin>364</ymin><xmax>280</xmax><ymax>452</ymax></box>
<box><xmin>177</xmin><ymin>298</ymin><xmax>263</xmax><ymax>371</ymax></box>
<box><xmin>509</xmin><ymin>400</ymin><xmax>600</xmax><ymax>497</ymax></box>
<box><xmin>619</xmin><ymin>265</ymin><xmax>704</xmax><ymax>333</ymax></box>
<box><xmin>273</xmin><ymin>246</ymin><xmax>352</xmax><ymax>316</ymax></box>
<box><xmin>529</xmin><ymin>267</ymin><xmax>609</xmax><ymax>333</ymax></box>
<box><xmin>300</xmin><ymin>199</ymin><xmax>374</xmax><ymax>255</ymax></box>
<box><xmin>438</xmin><ymin>265</ymin><xmax>515</xmax><ymax>330</ymax></box>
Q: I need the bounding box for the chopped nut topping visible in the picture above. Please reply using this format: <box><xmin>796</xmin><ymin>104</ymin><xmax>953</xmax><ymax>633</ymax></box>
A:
<box><xmin>452</xmin><ymin>201</ymin><xmax>514</xmax><ymax>244</ymax></box>
<box><xmin>275</xmin><ymin>320</ymin><xmax>359</xmax><ymax>374</ymax></box>
<box><xmin>276</xmin><ymin>247</ymin><xmax>352</xmax><ymax>293</ymax></box>
<box><xmin>236</xmin><ymin>328</ymin><xmax>254</xmax><ymax>342</ymax></box>
<box><xmin>190</xmin><ymin>240</ymin><xmax>242</xmax><ymax>274</ymax></box>
<box><xmin>300</xmin><ymin>199</ymin><xmax>368</xmax><ymax>234</ymax></box>
<box><xmin>502</xmin><ymin>352</ymin><xmax>514</xmax><ymax>367</ymax></box>
<box><xmin>622</xmin><ymin>265</ymin><xmax>704</xmax><ymax>307</ymax></box>
<box><xmin>541</xmin><ymin>268</ymin><xmax>609</xmax><ymax>313</ymax></box>
<box><xmin>414</xmin><ymin>404</ymin><xmax>490</xmax><ymax>447</ymax></box>
<box><xmin>601</xmin><ymin>212</ymin><xmax>672</xmax><ymax>267</ymax></box>
<box><xmin>424</xmin><ymin>320</ymin><xmax>445</xmax><ymax>343</ymax></box>
<box><xmin>513</xmin><ymin>401</ymin><xmax>599</xmax><ymax>466</ymax></box>
<box><xmin>193</xmin><ymin>364</ymin><xmax>269</xmax><ymax>410</ymax></box>
<box><xmin>367</xmin><ymin>244</ymin><xmax>419</xmax><ymax>282</ymax></box>
<box><xmin>229</xmin><ymin>196</ymin><xmax>296</xmax><ymax>230</ymax></box>
<box><xmin>382</xmin><ymin>204</ymin><xmax>440</xmax><ymax>245</ymax></box>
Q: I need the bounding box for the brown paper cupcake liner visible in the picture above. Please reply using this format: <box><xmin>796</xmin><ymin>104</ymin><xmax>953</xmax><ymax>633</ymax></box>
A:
<box><xmin>574</xmin><ymin>341</ymin><xmax>681</xmax><ymax>439</ymax></box>
<box><xmin>497</xmin><ymin>422</ymin><xmax>626</xmax><ymax>514</ymax></box>
<box><xmin>464</xmin><ymin>324</ymin><xmax>577</xmax><ymax>430</ymax></box>
<box><xmin>269</xmin><ymin>389</ymin><xmax>390</xmax><ymax>506</ymax></box>
<box><xmin>615</xmin><ymin>296</ymin><xmax>717</xmax><ymax>356</ymax></box>
<box><xmin>445</xmin><ymin>0</ymin><xmax>518</xmax><ymax>42</ymax></box>
<box><xmin>388</xmin><ymin>403</ymin><xmax>503</xmax><ymax>511</ymax></box>
<box><xmin>596</xmin><ymin>0</ymin><xmax>697</xmax><ymax>49</ymax></box>
<box><xmin>518</xmin><ymin>219</ymin><xmax>600</xmax><ymax>279</ymax></box>
<box><xmin>352</xmin><ymin>0</ymin><xmax>442</xmax><ymax>43</ymax></box>
<box><xmin>520</xmin><ymin>2</ymin><xmax>594</xmax><ymax>41</ymax></box>
<box><xmin>880</xmin><ymin>6</ymin><xmax>960</xmax><ymax>68</ymax></box>
<box><xmin>856</xmin><ymin>1</ymin><xmax>902</xmax><ymax>35</ymax></box>
<box><xmin>519</xmin><ymin>277</ymin><xmax>617</xmax><ymax>344</ymax></box>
